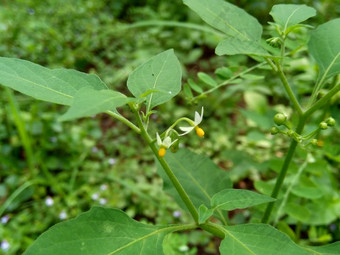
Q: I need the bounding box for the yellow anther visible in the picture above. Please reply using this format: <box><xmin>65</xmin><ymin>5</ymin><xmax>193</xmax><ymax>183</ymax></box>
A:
<box><xmin>195</xmin><ymin>126</ymin><xmax>205</xmax><ymax>137</ymax></box>
<box><xmin>158</xmin><ymin>147</ymin><xmax>167</xmax><ymax>157</ymax></box>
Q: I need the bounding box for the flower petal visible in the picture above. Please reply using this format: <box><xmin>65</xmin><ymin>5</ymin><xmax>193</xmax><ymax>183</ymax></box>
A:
<box><xmin>194</xmin><ymin>107</ymin><xmax>204</xmax><ymax>125</ymax></box>
<box><xmin>163</xmin><ymin>137</ymin><xmax>172</xmax><ymax>147</ymax></box>
<box><xmin>179</xmin><ymin>126</ymin><xmax>194</xmax><ymax>132</ymax></box>
<box><xmin>156</xmin><ymin>133</ymin><xmax>162</xmax><ymax>146</ymax></box>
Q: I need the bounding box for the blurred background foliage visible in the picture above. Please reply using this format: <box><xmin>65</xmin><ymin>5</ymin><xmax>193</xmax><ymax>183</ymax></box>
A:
<box><xmin>0</xmin><ymin>0</ymin><xmax>340</xmax><ymax>254</ymax></box>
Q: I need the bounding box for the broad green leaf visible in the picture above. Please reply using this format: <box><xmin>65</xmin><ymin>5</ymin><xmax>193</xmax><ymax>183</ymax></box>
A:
<box><xmin>216</xmin><ymin>37</ymin><xmax>270</xmax><ymax>57</ymax></box>
<box><xmin>197</xmin><ymin>72</ymin><xmax>217</xmax><ymax>87</ymax></box>
<box><xmin>59</xmin><ymin>88</ymin><xmax>133</xmax><ymax>121</ymax></box>
<box><xmin>127</xmin><ymin>49</ymin><xmax>181</xmax><ymax>109</ymax></box>
<box><xmin>270</xmin><ymin>4</ymin><xmax>316</xmax><ymax>31</ymax></box>
<box><xmin>184</xmin><ymin>0</ymin><xmax>262</xmax><ymax>41</ymax></box>
<box><xmin>220</xmin><ymin>224</ymin><xmax>311</xmax><ymax>255</ymax></box>
<box><xmin>0</xmin><ymin>57</ymin><xmax>108</xmax><ymax>105</ymax></box>
<box><xmin>198</xmin><ymin>189</ymin><xmax>274</xmax><ymax>224</ymax></box>
<box><xmin>306</xmin><ymin>242</ymin><xmax>340</xmax><ymax>255</ymax></box>
<box><xmin>157</xmin><ymin>148</ymin><xmax>231</xmax><ymax>216</ymax></box>
<box><xmin>187</xmin><ymin>78</ymin><xmax>203</xmax><ymax>93</ymax></box>
<box><xmin>215</xmin><ymin>67</ymin><xmax>233</xmax><ymax>79</ymax></box>
<box><xmin>24</xmin><ymin>207</ymin><xmax>175</xmax><ymax>255</ymax></box>
<box><xmin>308</xmin><ymin>19</ymin><xmax>340</xmax><ymax>81</ymax></box>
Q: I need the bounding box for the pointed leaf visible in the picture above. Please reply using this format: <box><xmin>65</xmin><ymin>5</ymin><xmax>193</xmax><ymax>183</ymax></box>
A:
<box><xmin>270</xmin><ymin>4</ymin><xmax>316</xmax><ymax>31</ymax></box>
<box><xmin>198</xmin><ymin>204</ymin><xmax>214</xmax><ymax>224</ymax></box>
<box><xmin>24</xmin><ymin>207</ymin><xmax>174</xmax><ymax>255</ymax></box>
<box><xmin>220</xmin><ymin>224</ymin><xmax>311</xmax><ymax>255</ymax></box>
<box><xmin>127</xmin><ymin>49</ymin><xmax>181</xmax><ymax>109</ymax></box>
<box><xmin>211</xmin><ymin>189</ymin><xmax>275</xmax><ymax>210</ymax></box>
<box><xmin>308</xmin><ymin>19</ymin><xmax>340</xmax><ymax>81</ymax></box>
<box><xmin>184</xmin><ymin>0</ymin><xmax>262</xmax><ymax>41</ymax></box>
<box><xmin>216</xmin><ymin>37</ymin><xmax>270</xmax><ymax>57</ymax></box>
<box><xmin>197</xmin><ymin>72</ymin><xmax>217</xmax><ymax>87</ymax></box>
<box><xmin>0</xmin><ymin>57</ymin><xmax>108</xmax><ymax>105</ymax></box>
<box><xmin>157</xmin><ymin>148</ymin><xmax>231</xmax><ymax>211</ymax></box>
<box><xmin>59</xmin><ymin>88</ymin><xmax>133</xmax><ymax>121</ymax></box>
<box><xmin>306</xmin><ymin>242</ymin><xmax>340</xmax><ymax>255</ymax></box>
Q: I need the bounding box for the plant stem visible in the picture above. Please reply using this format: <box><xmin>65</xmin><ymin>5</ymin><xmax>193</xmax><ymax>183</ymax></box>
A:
<box><xmin>262</xmin><ymin>117</ymin><xmax>306</xmax><ymax>223</ymax></box>
<box><xmin>130</xmin><ymin>105</ymin><xmax>199</xmax><ymax>223</ymax></box>
<box><xmin>105</xmin><ymin>110</ymin><xmax>141</xmax><ymax>134</ymax></box>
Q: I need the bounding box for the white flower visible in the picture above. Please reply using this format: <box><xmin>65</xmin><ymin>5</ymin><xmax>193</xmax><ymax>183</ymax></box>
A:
<box><xmin>99</xmin><ymin>198</ymin><xmax>107</xmax><ymax>205</ymax></box>
<box><xmin>179</xmin><ymin>107</ymin><xmax>205</xmax><ymax>137</ymax></box>
<box><xmin>1</xmin><ymin>215</ymin><xmax>9</xmax><ymax>224</ymax></box>
<box><xmin>45</xmin><ymin>197</ymin><xmax>54</xmax><ymax>207</ymax></box>
<box><xmin>156</xmin><ymin>133</ymin><xmax>177</xmax><ymax>157</ymax></box>
<box><xmin>1</xmin><ymin>240</ymin><xmax>10</xmax><ymax>251</ymax></box>
<box><xmin>91</xmin><ymin>193</ymin><xmax>99</xmax><ymax>201</ymax></box>
<box><xmin>59</xmin><ymin>211</ymin><xmax>67</xmax><ymax>220</ymax></box>
<box><xmin>100</xmin><ymin>184</ymin><xmax>108</xmax><ymax>191</ymax></box>
<box><xmin>108</xmin><ymin>158</ymin><xmax>116</xmax><ymax>165</ymax></box>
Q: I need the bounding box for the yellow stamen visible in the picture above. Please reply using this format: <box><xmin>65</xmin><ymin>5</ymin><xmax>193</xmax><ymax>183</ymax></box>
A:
<box><xmin>195</xmin><ymin>126</ymin><xmax>205</xmax><ymax>137</ymax></box>
<box><xmin>158</xmin><ymin>147</ymin><xmax>167</xmax><ymax>157</ymax></box>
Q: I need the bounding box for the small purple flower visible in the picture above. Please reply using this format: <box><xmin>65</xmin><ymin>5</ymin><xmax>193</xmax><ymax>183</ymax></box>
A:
<box><xmin>92</xmin><ymin>146</ymin><xmax>98</xmax><ymax>153</ymax></box>
<box><xmin>1</xmin><ymin>215</ymin><xmax>10</xmax><ymax>224</ymax></box>
<box><xmin>45</xmin><ymin>197</ymin><xmax>54</xmax><ymax>207</ymax></box>
<box><xmin>99</xmin><ymin>198</ymin><xmax>107</xmax><ymax>205</ymax></box>
<box><xmin>59</xmin><ymin>211</ymin><xmax>67</xmax><ymax>220</ymax></box>
<box><xmin>108</xmin><ymin>158</ymin><xmax>116</xmax><ymax>165</ymax></box>
<box><xmin>91</xmin><ymin>193</ymin><xmax>99</xmax><ymax>201</ymax></box>
<box><xmin>49</xmin><ymin>136</ymin><xmax>57</xmax><ymax>143</ymax></box>
<box><xmin>1</xmin><ymin>240</ymin><xmax>10</xmax><ymax>251</ymax></box>
<box><xmin>100</xmin><ymin>184</ymin><xmax>108</xmax><ymax>191</ymax></box>
<box><xmin>173</xmin><ymin>210</ymin><xmax>181</xmax><ymax>218</ymax></box>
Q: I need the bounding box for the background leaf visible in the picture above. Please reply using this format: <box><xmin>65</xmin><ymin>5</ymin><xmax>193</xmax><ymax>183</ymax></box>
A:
<box><xmin>157</xmin><ymin>148</ymin><xmax>231</xmax><ymax>213</ymax></box>
<box><xmin>0</xmin><ymin>57</ymin><xmax>108</xmax><ymax>105</ymax></box>
<box><xmin>127</xmin><ymin>49</ymin><xmax>181</xmax><ymax>109</ymax></box>
<box><xmin>184</xmin><ymin>0</ymin><xmax>262</xmax><ymax>41</ymax></box>
<box><xmin>59</xmin><ymin>88</ymin><xmax>133</xmax><ymax>121</ymax></box>
<box><xmin>270</xmin><ymin>4</ymin><xmax>316</xmax><ymax>30</ymax></box>
<box><xmin>220</xmin><ymin>224</ymin><xmax>311</xmax><ymax>255</ymax></box>
<box><xmin>24</xmin><ymin>207</ymin><xmax>174</xmax><ymax>255</ymax></box>
<box><xmin>308</xmin><ymin>19</ymin><xmax>340</xmax><ymax>81</ymax></box>
<box><xmin>306</xmin><ymin>242</ymin><xmax>340</xmax><ymax>255</ymax></box>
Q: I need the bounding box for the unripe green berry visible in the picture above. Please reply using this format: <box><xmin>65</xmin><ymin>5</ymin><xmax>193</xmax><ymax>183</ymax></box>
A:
<box><xmin>326</xmin><ymin>117</ymin><xmax>336</xmax><ymax>127</ymax></box>
<box><xmin>311</xmin><ymin>139</ymin><xmax>318</xmax><ymax>145</ymax></box>
<box><xmin>287</xmin><ymin>130</ymin><xmax>294</xmax><ymax>137</ymax></box>
<box><xmin>319</xmin><ymin>122</ymin><xmax>328</xmax><ymax>130</ymax></box>
<box><xmin>273</xmin><ymin>113</ymin><xmax>287</xmax><ymax>126</ymax></box>
<box><xmin>270</xmin><ymin>127</ymin><xmax>279</xmax><ymax>135</ymax></box>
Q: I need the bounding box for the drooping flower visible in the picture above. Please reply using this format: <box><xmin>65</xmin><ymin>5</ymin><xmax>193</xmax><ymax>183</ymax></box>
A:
<box><xmin>179</xmin><ymin>107</ymin><xmax>205</xmax><ymax>137</ymax></box>
<box><xmin>156</xmin><ymin>133</ymin><xmax>177</xmax><ymax>157</ymax></box>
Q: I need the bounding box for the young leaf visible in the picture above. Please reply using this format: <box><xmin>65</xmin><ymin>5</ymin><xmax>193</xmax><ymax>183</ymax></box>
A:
<box><xmin>215</xmin><ymin>67</ymin><xmax>233</xmax><ymax>79</ymax></box>
<box><xmin>270</xmin><ymin>4</ymin><xmax>316</xmax><ymax>31</ymax></box>
<box><xmin>211</xmin><ymin>189</ymin><xmax>275</xmax><ymax>211</ymax></box>
<box><xmin>184</xmin><ymin>0</ymin><xmax>262</xmax><ymax>41</ymax></box>
<box><xmin>157</xmin><ymin>148</ymin><xmax>231</xmax><ymax>213</ymax></box>
<box><xmin>197</xmin><ymin>72</ymin><xmax>217</xmax><ymax>87</ymax></box>
<box><xmin>24</xmin><ymin>207</ymin><xmax>175</xmax><ymax>255</ymax></box>
<box><xmin>198</xmin><ymin>205</ymin><xmax>214</xmax><ymax>224</ymax></box>
<box><xmin>59</xmin><ymin>87</ymin><xmax>134</xmax><ymax>121</ymax></box>
<box><xmin>188</xmin><ymin>78</ymin><xmax>203</xmax><ymax>93</ymax></box>
<box><xmin>216</xmin><ymin>37</ymin><xmax>270</xmax><ymax>57</ymax></box>
<box><xmin>0</xmin><ymin>57</ymin><xmax>108</xmax><ymax>105</ymax></box>
<box><xmin>308</xmin><ymin>19</ymin><xmax>340</xmax><ymax>81</ymax></box>
<box><xmin>220</xmin><ymin>224</ymin><xmax>311</xmax><ymax>255</ymax></box>
<box><xmin>127</xmin><ymin>49</ymin><xmax>181</xmax><ymax>109</ymax></box>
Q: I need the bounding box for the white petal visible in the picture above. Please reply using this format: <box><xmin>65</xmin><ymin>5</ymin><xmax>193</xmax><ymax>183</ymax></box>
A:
<box><xmin>169</xmin><ymin>139</ymin><xmax>178</xmax><ymax>146</ymax></box>
<box><xmin>156</xmin><ymin>133</ymin><xmax>162</xmax><ymax>146</ymax></box>
<box><xmin>194</xmin><ymin>107</ymin><xmax>204</xmax><ymax>125</ymax></box>
<box><xmin>163</xmin><ymin>137</ymin><xmax>172</xmax><ymax>147</ymax></box>
<box><xmin>179</xmin><ymin>126</ymin><xmax>194</xmax><ymax>132</ymax></box>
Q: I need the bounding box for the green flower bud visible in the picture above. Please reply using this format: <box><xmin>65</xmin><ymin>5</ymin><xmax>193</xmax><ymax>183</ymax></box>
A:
<box><xmin>319</xmin><ymin>122</ymin><xmax>328</xmax><ymax>130</ymax></box>
<box><xmin>326</xmin><ymin>117</ymin><xmax>336</xmax><ymax>127</ymax></box>
<box><xmin>287</xmin><ymin>130</ymin><xmax>294</xmax><ymax>137</ymax></box>
<box><xmin>170</xmin><ymin>139</ymin><xmax>180</xmax><ymax>153</ymax></box>
<box><xmin>311</xmin><ymin>139</ymin><xmax>318</xmax><ymax>145</ymax></box>
<box><xmin>273</xmin><ymin>113</ymin><xmax>287</xmax><ymax>126</ymax></box>
<box><xmin>270</xmin><ymin>127</ymin><xmax>279</xmax><ymax>135</ymax></box>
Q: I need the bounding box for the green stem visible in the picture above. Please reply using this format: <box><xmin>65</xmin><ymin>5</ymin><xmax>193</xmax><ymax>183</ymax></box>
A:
<box><xmin>105</xmin><ymin>110</ymin><xmax>141</xmax><ymax>134</ymax></box>
<box><xmin>130</xmin><ymin>105</ymin><xmax>199</xmax><ymax>223</ymax></box>
<box><xmin>262</xmin><ymin>117</ymin><xmax>306</xmax><ymax>223</ymax></box>
<box><xmin>200</xmin><ymin>222</ymin><xmax>226</xmax><ymax>239</ymax></box>
<box><xmin>276</xmin><ymin>63</ymin><xmax>303</xmax><ymax>116</ymax></box>
<box><xmin>192</xmin><ymin>61</ymin><xmax>267</xmax><ymax>101</ymax></box>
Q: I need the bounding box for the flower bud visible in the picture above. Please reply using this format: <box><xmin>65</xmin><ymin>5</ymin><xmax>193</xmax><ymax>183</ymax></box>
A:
<box><xmin>273</xmin><ymin>113</ymin><xmax>287</xmax><ymax>126</ymax></box>
<box><xmin>311</xmin><ymin>139</ymin><xmax>318</xmax><ymax>145</ymax></box>
<box><xmin>270</xmin><ymin>127</ymin><xmax>279</xmax><ymax>135</ymax></box>
<box><xmin>319</xmin><ymin>122</ymin><xmax>328</xmax><ymax>130</ymax></box>
<box><xmin>326</xmin><ymin>117</ymin><xmax>336</xmax><ymax>127</ymax></box>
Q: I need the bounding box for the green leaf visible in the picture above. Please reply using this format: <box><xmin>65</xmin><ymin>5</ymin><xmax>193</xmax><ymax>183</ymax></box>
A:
<box><xmin>211</xmin><ymin>189</ymin><xmax>275</xmax><ymax>210</ymax></box>
<box><xmin>198</xmin><ymin>204</ymin><xmax>214</xmax><ymax>224</ymax></box>
<box><xmin>188</xmin><ymin>78</ymin><xmax>203</xmax><ymax>93</ymax></box>
<box><xmin>308</xmin><ymin>19</ymin><xmax>340</xmax><ymax>81</ymax></box>
<box><xmin>220</xmin><ymin>224</ymin><xmax>311</xmax><ymax>255</ymax></box>
<box><xmin>306</xmin><ymin>242</ymin><xmax>340</xmax><ymax>255</ymax></box>
<box><xmin>284</xmin><ymin>203</ymin><xmax>311</xmax><ymax>222</ymax></box>
<box><xmin>59</xmin><ymin>88</ymin><xmax>133</xmax><ymax>121</ymax></box>
<box><xmin>0</xmin><ymin>57</ymin><xmax>108</xmax><ymax>105</ymax></box>
<box><xmin>184</xmin><ymin>0</ymin><xmax>262</xmax><ymax>41</ymax></box>
<box><xmin>127</xmin><ymin>49</ymin><xmax>181</xmax><ymax>109</ymax></box>
<box><xmin>24</xmin><ymin>207</ymin><xmax>175</xmax><ymax>255</ymax></box>
<box><xmin>216</xmin><ymin>37</ymin><xmax>270</xmax><ymax>57</ymax></box>
<box><xmin>197</xmin><ymin>72</ymin><xmax>217</xmax><ymax>87</ymax></box>
<box><xmin>157</xmin><ymin>148</ymin><xmax>231</xmax><ymax>214</ymax></box>
<box><xmin>215</xmin><ymin>67</ymin><xmax>233</xmax><ymax>79</ymax></box>
<box><xmin>270</xmin><ymin>4</ymin><xmax>316</xmax><ymax>31</ymax></box>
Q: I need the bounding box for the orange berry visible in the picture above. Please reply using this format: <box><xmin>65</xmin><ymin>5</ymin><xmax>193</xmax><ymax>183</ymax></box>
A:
<box><xmin>158</xmin><ymin>147</ymin><xmax>166</xmax><ymax>157</ymax></box>
<box><xmin>195</xmin><ymin>126</ymin><xmax>205</xmax><ymax>137</ymax></box>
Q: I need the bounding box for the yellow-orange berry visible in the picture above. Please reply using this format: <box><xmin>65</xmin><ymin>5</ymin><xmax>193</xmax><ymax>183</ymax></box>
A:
<box><xmin>158</xmin><ymin>147</ymin><xmax>166</xmax><ymax>157</ymax></box>
<box><xmin>195</xmin><ymin>126</ymin><xmax>205</xmax><ymax>137</ymax></box>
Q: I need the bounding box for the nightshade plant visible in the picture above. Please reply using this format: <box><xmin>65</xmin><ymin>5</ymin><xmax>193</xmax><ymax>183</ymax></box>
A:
<box><xmin>0</xmin><ymin>0</ymin><xmax>340</xmax><ymax>254</ymax></box>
